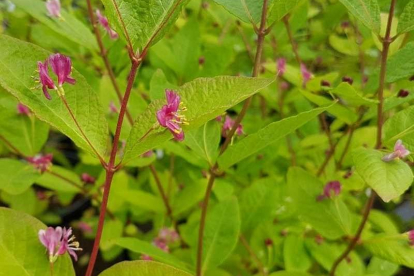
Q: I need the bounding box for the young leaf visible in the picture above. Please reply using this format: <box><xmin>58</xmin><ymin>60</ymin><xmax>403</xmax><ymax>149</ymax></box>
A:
<box><xmin>269</xmin><ymin>0</ymin><xmax>302</xmax><ymax>22</ymax></box>
<box><xmin>0</xmin><ymin>159</ymin><xmax>40</xmax><ymax>195</ymax></box>
<box><xmin>338</xmin><ymin>0</ymin><xmax>381</xmax><ymax>33</ymax></box>
<box><xmin>269</xmin><ymin>272</ymin><xmax>312</xmax><ymax>276</ymax></box>
<box><xmin>0</xmin><ymin>207</ymin><xmax>75</xmax><ymax>276</ymax></box>
<box><xmin>101</xmin><ymin>0</ymin><xmax>190</xmax><ymax>51</ymax></box>
<box><xmin>200</xmin><ymin>197</ymin><xmax>241</xmax><ymax>272</ymax></box>
<box><xmin>283</xmin><ymin>235</ymin><xmax>312</xmax><ymax>272</ymax></box>
<box><xmin>99</xmin><ymin>261</ymin><xmax>192</xmax><ymax>276</ymax></box>
<box><xmin>115</xmin><ymin>238</ymin><xmax>190</xmax><ymax>271</ymax></box>
<box><xmin>212</xmin><ymin>0</ymin><xmax>267</xmax><ymax>23</ymax></box>
<box><xmin>364</xmin><ymin>234</ymin><xmax>414</xmax><ymax>268</ymax></box>
<box><xmin>218</xmin><ymin>105</ymin><xmax>331</xmax><ymax>169</ymax></box>
<box><xmin>36</xmin><ymin>166</ymin><xmax>82</xmax><ymax>193</ymax></box>
<box><xmin>398</xmin><ymin>0</ymin><xmax>414</xmax><ymax>34</ymax></box>
<box><xmin>287</xmin><ymin>167</ymin><xmax>353</xmax><ymax>240</ymax></box>
<box><xmin>352</xmin><ymin>148</ymin><xmax>413</xmax><ymax>202</ymax></box>
<box><xmin>384</xmin><ymin>105</ymin><xmax>414</xmax><ymax>151</ymax></box>
<box><xmin>0</xmin><ymin>35</ymin><xmax>109</xmax><ymax>159</ymax></box>
<box><xmin>11</xmin><ymin>0</ymin><xmax>97</xmax><ymax>50</ymax></box>
<box><xmin>122</xmin><ymin>76</ymin><xmax>273</xmax><ymax>164</ymax></box>
<box><xmin>331</xmin><ymin>82</ymin><xmax>378</xmax><ymax>107</ymax></box>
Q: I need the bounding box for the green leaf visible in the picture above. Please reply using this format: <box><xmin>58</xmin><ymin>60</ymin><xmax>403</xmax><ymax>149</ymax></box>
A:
<box><xmin>0</xmin><ymin>207</ymin><xmax>75</xmax><ymax>276</ymax></box>
<box><xmin>101</xmin><ymin>0</ymin><xmax>189</xmax><ymax>51</ymax></box>
<box><xmin>122</xmin><ymin>76</ymin><xmax>273</xmax><ymax>164</ymax></box>
<box><xmin>239</xmin><ymin>178</ymin><xmax>278</xmax><ymax>232</ymax></box>
<box><xmin>0</xmin><ymin>159</ymin><xmax>40</xmax><ymax>195</ymax></box>
<box><xmin>283</xmin><ymin>235</ymin><xmax>312</xmax><ymax>272</ymax></box>
<box><xmin>338</xmin><ymin>0</ymin><xmax>381</xmax><ymax>33</ymax></box>
<box><xmin>367</xmin><ymin>257</ymin><xmax>399</xmax><ymax>276</ymax></box>
<box><xmin>287</xmin><ymin>167</ymin><xmax>353</xmax><ymax>239</ymax></box>
<box><xmin>364</xmin><ymin>234</ymin><xmax>414</xmax><ymax>268</ymax></box>
<box><xmin>385</xmin><ymin>42</ymin><xmax>414</xmax><ymax>83</ymax></box>
<box><xmin>99</xmin><ymin>261</ymin><xmax>192</xmax><ymax>276</ymax></box>
<box><xmin>270</xmin><ymin>271</ymin><xmax>312</xmax><ymax>276</ymax></box>
<box><xmin>212</xmin><ymin>0</ymin><xmax>267</xmax><ymax>23</ymax></box>
<box><xmin>218</xmin><ymin>105</ymin><xmax>330</xmax><ymax>169</ymax></box>
<box><xmin>11</xmin><ymin>0</ymin><xmax>97</xmax><ymax>50</ymax></box>
<box><xmin>184</xmin><ymin>120</ymin><xmax>221</xmax><ymax>166</ymax></box>
<box><xmin>332</xmin><ymin>83</ymin><xmax>378</xmax><ymax>107</ymax></box>
<box><xmin>172</xmin><ymin>179</ymin><xmax>207</xmax><ymax>216</ymax></box>
<box><xmin>269</xmin><ymin>0</ymin><xmax>302</xmax><ymax>22</ymax></box>
<box><xmin>36</xmin><ymin>166</ymin><xmax>82</xmax><ymax>193</ymax></box>
<box><xmin>115</xmin><ymin>238</ymin><xmax>190</xmax><ymax>271</ymax></box>
<box><xmin>352</xmin><ymin>148</ymin><xmax>413</xmax><ymax>202</ymax></box>
<box><xmin>200</xmin><ymin>197</ymin><xmax>240</xmax><ymax>272</ymax></box>
<box><xmin>384</xmin><ymin>105</ymin><xmax>414</xmax><ymax>152</ymax></box>
<box><xmin>0</xmin><ymin>35</ymin><xmax>109</xmax><ymax>158</ymax></box>
<box><xmin>398</xmin><ymin>0</ymin><xmax>414</xmax><ymax>34</ymax></box>
<box><xmin>329</xmin><ymin>35</ymin><xmax>359</xmax><ymax>56</ymax></box>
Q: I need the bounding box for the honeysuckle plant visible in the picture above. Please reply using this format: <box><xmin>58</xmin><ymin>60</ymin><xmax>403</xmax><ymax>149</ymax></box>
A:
<box><xmin>1</xmin><ymin>0</ymin><xmax>414</xmax><ymax>276</ymax></box>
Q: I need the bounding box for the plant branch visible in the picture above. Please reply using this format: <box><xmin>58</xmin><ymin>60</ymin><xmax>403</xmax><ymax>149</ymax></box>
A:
<box><xmin>85</xmin><ymin>0</ymin><xmax>134</xmax><ymax>125</ymax></box>
<box><xmin>240</xmin><ymin>234</ymin><xmax>267</xmax><ymax>275</ymax></box>
<box><xmin>196</xmin><ymin>1</ymin><xmax>270</xmax><ymax>275</ymax></box>
<box><xmin>329</xmin><ymin>1</ymin><xmax>397</xmax><ymax>274</ymax></box>
<box><xmin>61</xmin><ymin>96</ymin><xmax>106</xmax><ymax>166</ymax></box>
<box><xmin>149</xmin><ymin>164</ymin><xmax>174</xmax><ymax>220</ymax></box>
<box><xmin>283</xmin><ymin>15</ymin><xmax>301</xmax><ymax>65</ymax></box>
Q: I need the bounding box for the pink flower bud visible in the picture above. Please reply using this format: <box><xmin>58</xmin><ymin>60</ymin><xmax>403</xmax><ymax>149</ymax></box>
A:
<box><xmin>46</xmin><ymin>0</ymin><xmax>61</xmax><ymax>18</ymax></box>
<box><xmin>96</xmin><ymin>10</ymin><xmax>118</xmax><ymax>40</ymax></box>
<box><xmin>27</xmin><ymin>153</ymin><xmax>53</xmax><ymax>173</ymax></box>
<box><xmin>382</xmin><ymin>140</ymin><xmax>410</xmax><ymax>162</ymax></box>
<box><xmin>277</xmin><ymin>58</ymin><xmax>286</xmax><ymax>76</ymax></box>
<box><xmin>17</xmin><ymin>103</ymin><xmax>30</xmax><ymax>115</ymax></box>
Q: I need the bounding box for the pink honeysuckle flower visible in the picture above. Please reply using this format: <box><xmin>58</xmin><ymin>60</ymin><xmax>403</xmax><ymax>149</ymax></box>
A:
<box><xmin>46</xmin><ymin>0</ymin><xmax>61</xmax><ymax>18</ymax></box>
<box><xmin>382</xmin><ymin>140</ymin><xmax>410</xmax><ymax>162</ymax></box>
<box><xmin>27</xmin><ymin>153</ymin><xmax>53</xmax><ymax>173</ymax></box>
<box><xmin>277</xmin><ymin>58</ymin><xmax>286</xmax><ymax>76</ymax></box>
<box><xmin>37</xmin><ymin>60</ymin><xmax>56</xmax><ymax>100</ymax></box>
<box><xmin>408</xmin><ymin>230</ymin><xmax>414</xmax><ymax>246</ymax></box>
<box><xmin>96</xmin><ymin>10</ymin><xmax>118</xmax><ymax>40</ymax></box>
<box><xmin>48</xmin><ymin>53</ymin><xmax>76</xmax><ymax>87</ymax></box>
<box><xmin>317</xmin><ymin>181</ymin><xmax>341</xmax><ymax>201</ymax></box>
<box><xmin>222</xmin><ymin>116</ymin><xmax>244</xmax><ymax>137</ymax></box>
<box><xmin>156</xmin><ymin>89</ymin><xmax>188</xmax><ymax>141</ymax></box>
<box><xmin>81</xmin><ymin>173</ymin><xmax>96</xmax><ymax>184</ymax></box>
<box><xmin>153</xmin><ymin>237</ymin><xmax>169</xmax><ymax>253</ymax></box>
<box><xmin>17</xmin><ymin>103</ymin><xmax>30</xmax><ymax>115</ymax></box>
<box><xmin>38</xmin><ymin>226</ymin><xmax>82</xmax><ymax>263</ymax></box>
<box><xmin>158</xmin><ymin>228</ymin><xmax>180</xmax><ymax>244</ymax></box>
<box><xmin>300</xmin><ymin>63</ymin><xmax>312</xmax><ymax>87</ymax></box>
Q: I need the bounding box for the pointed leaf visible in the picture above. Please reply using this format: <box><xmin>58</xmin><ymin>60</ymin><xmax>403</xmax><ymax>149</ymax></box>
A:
<box><xmin>338</xmin><ymin>0</ymin><xmax>381</xmax><ymax>33</ymax></box>
<box><xmin>398</xmin><ymin>0</ymin><xmax>414</xmax><ymax>34</ymax></box>
<box><xmin>384</xmin><ymin>105</ymin><xmax>414</xmax><ymax>152</ymax></box>
<box><xmin>0</xmin><ymin>159</ymin><xmax>40</xmax><ymax>195</ymax></box>
<box><xmin>99</xmin><ymin>261</ymin><xmax>192</xmax><ymax>276</ymax></box>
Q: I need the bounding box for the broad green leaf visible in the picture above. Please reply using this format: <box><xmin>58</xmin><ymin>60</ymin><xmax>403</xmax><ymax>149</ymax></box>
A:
<box><xmin>398</xmin><ymin>0</ymin><xmax>414</xmax><ymax>34</ymax></box>
<box><xmin>329</xmin><ymin>35</ymin><xmax>359</xmax><ymax>56</ymax></box>
<box><xmin>99</xmin><ymin>261</ymin><xmax>192</xmax><ymax>276</ymax></box>
<box><xmin>172</xmin><ymin>179</ymin><xmax>207</xmax><ymax>216</ymax></box>
<box><xmin>3</xmin><ymin>188</ymin><xmax>40</xmax><ymax>216</ymax></box>
<box><xmin>338</xmin><ymin>0</ymin><xmax>381</xmax><ymax>33</ymax></box>
<box><xmin>0</xmin><ymin>159</ymin><xmax>40</xmax><ymax>195</ymax></box>
<box><xmin>122</xmin><ymin>76</ymin><xmax>273</xmax><ymax>164</ymax></box>
<box><xmin>11</xmin><ymin>0</ymin><xmax>97</xmax><ymax>50</ymax></box>
<box><xmin>213</xmin><ymin>0</ymin><xmax>268</xmax><ymax>23</ymax></box>
<box><xmin>384</xmin><ymin>106</ymin><xmax>414</xmax><ymax>152</ymax></box>
<box><xmin>101</xmin><ymin>219</ymin><xmax>124</xmax><ymax>251</ymax></box>
<box><xmin>331</xmin><ymin>83</ymin><xmax>378</xmax><ymax>107</ymax></box>
<box><xmin>200</xmin><ymin>197</ymin><xmax>240</xmax><ymax>272</ymax></box>
<box><xmin>150</xmin><ymin>70</ymin><xmax>178</xmax><ymax>101</ymax></box>
<box><xmin>184</xmin><ymin>120</ymin><xmax>221</xmax><ymax>166</ymax></box>
<box><xmin>218</xmin><ymin>105</ymin><xmax>330</xmax><ymax>169</ymax></box>
<box><xmin>0</xmin><ymin>35</ymin><xmax>109</xmax><ymax>158</ymax></box>
<box><xmin>367</xmin><ymin>257</ymin><xmax>399</xmax><ymax>276</ymax></box>
<box><xmin>269</xmin><ymin>0</ymin><xmax>302</xmax><ymax>22</ymax></box>
<box><xmin>36</xmin><ymin>166</ymin><xmax>82</xmax><ymax>193</ymax></box>
<box><xmin>101</xmin><ymin>0</ymin><xmax>189</xmax><ymax>50</ymax></box>
<box><xmin>239</xmin><ymin>178</ymin><xmax>278</xmax><ymax>232</ymax></box>
<box><xmin>287</xmin><ymin>167</ymin><xmax>353</xmax><ymax>239</ymax></box>
<box><xmin>283</xmin><ymin>235</ymin><xmax>312</xmax><ymax>272</ymax></box>
<box><xmin>0</xmin><ymin>207</ymin><xmax>75</xmax><ymax>276</ymax></box>
<box><xmin>270</xmin><ymin>271</ymin><xmax>312</xmax><ymax>276</ymax></box>
<box><xmin>352</xmin><ymin>148</ymin><xmax>413</xmax><ymax>202</ymax></box>
<box><xmin>300</xmin><ymin>90</ymin><xmax>357</xmax><ymax>124</ymax></box>
<box><xmin>385</xmin><ymin>42</ymin><xmax>414</xmax><ymax>83</ymax></box>
<box><xmin>0</xmin><ymin>93</ymin><xmax>49</xmax><ymax>156</ymax></box>
<box><xmin>369</xmin><ymin>210</ymin><xmax>399</xmax><ymax>234</ymax></box>
<box><xmin>364</xmin><ymin>234</ymin><xmax>414</xmax><ymax>268</ymax></box>
<box><xmin>115</xmin><ymin>238</ymin><xmax>190</xmax><ymax>271</ymax></box>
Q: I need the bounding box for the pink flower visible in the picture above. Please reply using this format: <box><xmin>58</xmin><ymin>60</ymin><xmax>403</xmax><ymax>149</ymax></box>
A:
<box><xmin>27</xmin><ymin>153</ymin><xmax>53</xmax><ymax>173</ymax></box>
<box><xmin>81</xmin><ymin>173</ymin><xmax>96</xmax><ymax>184</ymax></box>
<box><xmin>109</xmin><ymin>101</ymin><xmax>118</xmax><ymax>114</ymax></box>
<box><xmin>277</xmin><ymin>58</ymin><xmax>286</xmax><ymax>76</ymax></box>
<box><xmin>141</xmin><ymin>254</ymin><xmax>153</xmax><ymax>260</ymax></box>
<box><xmin>48</xmin><ymin>54</ymin><xmax>76</xmax><ymax>87</ymax></box>
<box><xmin>46</xmin><ymin>0</ymin><xmax>61</xmax><ymax>18</ymax></box>
<box><xmin>300</xmin><ymin>63</ymin><xmax>312</xmax><ymax>87</ymax></box>
<box><xmin>408</xmin><ymin>230</ymin><xmax>414</xmax><ymax>246</ymax></box>
<box><xmin>158</xmin><ymin>228</ymin><xmax>180</xmax><ymax>244</ymax></box>
<box><xmin>96</xmin><ymin>10</ymin><xmax>118</xmax><ymax>40</ymax></box>
<box><xmin>142</xmin><ymin>150</ymin><xmax>154</xmax><ymax>158</ymax></box>
<box><xmin>317</xmin><ymin>181</ymin><xmax>341</xmax><ymax>201</ymax></box>
<box><xmin>77</xmin><ymin>222</ymin><xmax>93</xmax><ymax>234</ymax></box>
<box><xmin>382</xmin><ymin>140</ymin><xmax>410</xmax><ymax>162</ymax></box>
<box><xmin>153</xmin><ymin>237</ymin><xmax>169</xmax><ymax>253</ymax></box>
<box><xmin>37</xmin><ymin>60</ymin><xmax>56</xmax><ymax>100</ymax></box>
<box><xmin>38</xmin><ymin>226</ymin><xmax>82</xmax><ymax>263</ymax></box>
<box><xmin>156</xmin><ymin>90</ymin><xmax>188</xmax><ymax>141</ymax></box>
<box><xmin>222</xmin><ymin>116</ymin><xmax>243</xmax><ymax>137</ymax></box>
<box><xmin>17</xmin><ymin>103</ymin><xmax>30</xmax><ymax>115</ymax></box>
<box><xmin>279</xmin><ymin>81</ymin><xmax>290</xmax><ymax>91</ymax></box>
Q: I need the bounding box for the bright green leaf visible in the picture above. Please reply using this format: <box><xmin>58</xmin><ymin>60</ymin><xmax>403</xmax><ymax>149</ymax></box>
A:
<box><xmin>338</xmin><ymin>0</ymin><xmax>381</xmax><ymax>33</ymax></box>
<box><xmin>352</xmin><ymin>148</ymin><xmax>413</xmax><ymax>202</ymax></box>
<box><xmin>99</xmin><ymin>261</ymin><xmax>192</xmax><ymax>276</ymax></box>
<box><xmin>213</xmin><ymin>0</ymin><xmax>267</xmax><ymax>23</ymax></box>
<box><xmin>269</xmin><ymin>0</ymin><xmax>302</xmax><ymax>22</ymax></box>
<box><xmin>332</xmin><ymin>83</ymin><xmax>378</xmax><ymax>107</ymax></box>
<box><xmin>398</xmin><ymin>0</ymin><xmax>414</xmax><ymax>34</ymax></box>
<box><xmin>384</xmin><ymin>105</ymin><xmax>414</xmax><ymax>152</ymax></box>
<box><xmin>0</xmin><ymin>159</ymin><xmax>40</xmax><ymax>195</ymax></box>
<box><xmin>283</xmin><ymin>235</ymin><xmax>312</xmax><ymax>272</ymax></box>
